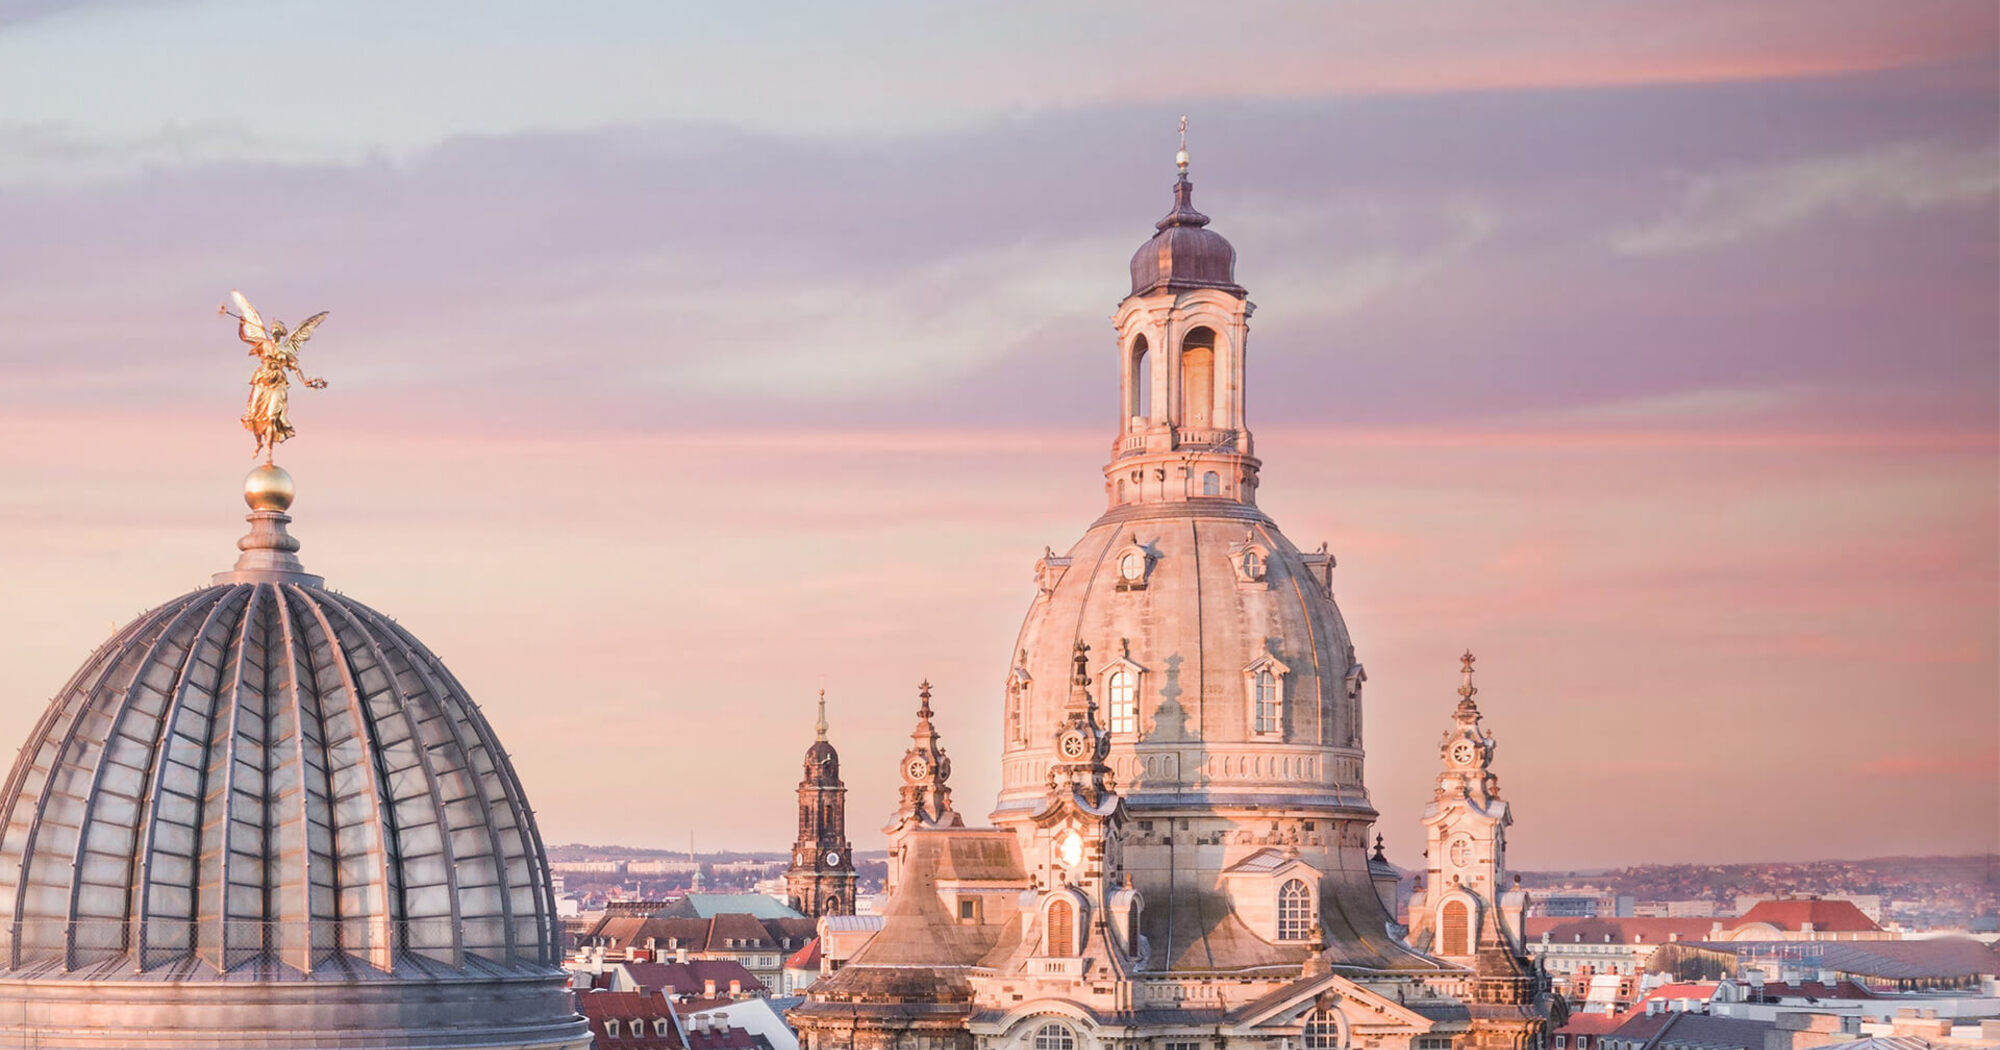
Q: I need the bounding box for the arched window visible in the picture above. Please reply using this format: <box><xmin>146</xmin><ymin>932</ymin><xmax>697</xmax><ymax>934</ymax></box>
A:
<box><xmin>1127</xmin><ymin>901</ymin><xmax>1142</xmax><ymax>956</ymax></box>
<box><xmin>1034</xmin><ymin>1022</ymin><xmax>1078</xmax><ymax>1050</ymax></box>
<box><xmin>1046</xmin><ymin>898</ymin><xmax>1075</xmax><ymax>957</ymax></box>
<box><xmin>1181</xmin><ymin>327</ymin><xmax>1216</xmax><ymax>428</ymax></box>
<box><xmin>1202</xmin><ymin>470</ymin><xmax>1221</xmax><ymax>496</ymax></box>
<box><xmin>1278</xmin><ymin>878</ymin><xmax>1315</xmax><ymax>940</ymax></box>
<box><xmin>1242</xmin><ymin>550</ymin><xmax>1261</xmax><ymax>577</ymax></box>
<box><xmin>825</xmin><ymin>895</ymin><xmax>841</xmax><ymax>914</ymax></box>
<box><xmin>1128</xmin><ymin>335</ymin><xmax>1152</xmax><ymax>424</ymax></box>
<box><xmin>1107</xmin><ymin>670</ymin><xmax>1137</xmax><ymax>734</ymax></box>
<box><xmin>1442</xmin><ymin>900</ymin><xmax>1470</xmax><ymax>956</ymax></box>
<box><xmin>1254</xmin><ymin>670</ymin><xmax>1280</xmax><ymax>734</ymax></box>
<box><xmin>1304</xmin><ymin>1008</ymin><xmax>1343</xmax><ymax>1049</ymax></box>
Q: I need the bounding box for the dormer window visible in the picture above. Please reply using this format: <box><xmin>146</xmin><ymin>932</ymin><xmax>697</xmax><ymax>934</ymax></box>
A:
<box><xmin>1244</xmin><ymin>643</ymin><xmax>1290</xmax><ymax>737</ymax></box>
<box><xmin>1227</xmin><ymin>531</ymin><xmax>1270</xmax><ymax>589</ymax></box>
<box><xmin>1120</xmin><ymin>551</ymin><xmax>1145</xmax><ymax>581</ymax></box>
<box><xmin>1278</xmin><ymin>878</ymin><xmax>1315</xmax><ymax>940</ymax></box>
<box><xmin>1107</xmin><ymin>670</ymin><xmax>1137</xmax><ymax>734</ymax></box>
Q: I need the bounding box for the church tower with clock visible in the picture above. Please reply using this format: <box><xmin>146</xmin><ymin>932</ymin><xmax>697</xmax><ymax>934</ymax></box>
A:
<box><xmin>787</xmin><ymin>691</ymin><xmax>857</xmax><ymax>919</ymax></box>
<box><xmin>1408</xmin><ymin>654</ymin><xmax>1530</xmax><ymax>972</ymax></box>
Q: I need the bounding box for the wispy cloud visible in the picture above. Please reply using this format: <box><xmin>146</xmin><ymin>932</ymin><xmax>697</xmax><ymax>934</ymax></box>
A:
<box><xmin>1613</xmin><ymin>141</ymin><xmax>2000</xmax><ymax>256</ymax></box>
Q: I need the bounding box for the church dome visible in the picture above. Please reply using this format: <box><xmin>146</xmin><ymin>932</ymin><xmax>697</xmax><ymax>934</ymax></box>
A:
<box><xmin>997</xmin><ymin>505</ymin><xmax>1367</xmax><ymax>821</ymax></box>
<box><xmin>804</xmin><ymin>739</ymin><xmax>840</xmax><ymax>781</ymax></box>
<box><xmin>1129</xmin><ymin>175</ymin><xmax>1244</xmax><ymax>298</ymax></box>
<box><xmin>0</xmin><ymin>470</ymin><xmax>586</xmax><ymax>1048</ymax></box>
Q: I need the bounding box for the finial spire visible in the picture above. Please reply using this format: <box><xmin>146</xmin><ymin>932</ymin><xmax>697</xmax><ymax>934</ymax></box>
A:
<box><xmin>1176</xmin><ymin>114</ymin><xmax>1189</xmax><ymax>176</ymax></box>
<box><xmin>815</xmin><ymin>687</ymin><xmax>828</xmax><ymax>740</ymax></box>
<box><xmin>1458</xmin><ymin>650</ymin><xmax>1478</xmax><ymax>699</ymax></box>
<box><xmin>213</xmin><ymin>463</ymin><xmax>323</xmax><ymax>586</ymax></box>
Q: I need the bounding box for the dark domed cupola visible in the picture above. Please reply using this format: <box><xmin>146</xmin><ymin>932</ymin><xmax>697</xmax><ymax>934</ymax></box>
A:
<box><xmin>1128</xmin><ymin>135</ymin><xmax>1244</xmax><ymax>298</ymax></box>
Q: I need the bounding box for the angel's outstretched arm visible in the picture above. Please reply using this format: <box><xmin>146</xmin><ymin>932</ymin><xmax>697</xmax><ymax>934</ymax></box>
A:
<box><xmin>286</xmin><ymin>359</ymin><xmax>328</xmax><ymax>389</ymax></box>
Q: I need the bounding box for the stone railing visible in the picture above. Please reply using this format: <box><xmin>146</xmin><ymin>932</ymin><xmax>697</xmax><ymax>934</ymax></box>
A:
<box><xmin>1174</xmin><ymin>427</ymin><xmax>1239</xmax><ymax>451</ymax></box>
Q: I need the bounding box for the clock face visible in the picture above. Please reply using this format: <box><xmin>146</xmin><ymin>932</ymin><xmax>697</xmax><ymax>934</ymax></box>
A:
<box><xmin>905</xmin><ymin>757</ymin><xmax>929</xmax><ymax>781</ymax></box>
<box><xmin>824</xmin><ymin>851</ymin><xmax>841</xmax><ymax>867</ymax></box>
<box><xmin>1119</xmin><ymin>552</ymin><xmax>1145</xmax><ymax>580</ymax></box>
<box><xmin>1450</xmin><ymin>740</ymin><xmax>1475</xmax><ymax>766</ymax></box>
<box><xmin>1057</xmin><ymin>829</ymin><xmax>1084</xmax><ymax>870</ymax></box>
<box><xmin>1058</xmin><ymin>731</ymin><xmax>1089</xmax><ymax>759</ymax></box>
<box><xmin>1449</xmin><ymin>836</ymin><xmax>1471</xmax><ymax>867</ymax></box>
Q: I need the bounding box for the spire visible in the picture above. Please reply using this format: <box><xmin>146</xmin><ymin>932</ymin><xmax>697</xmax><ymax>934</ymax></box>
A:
<box><xmin>892</xmin><ymin>680</ymin><xmax>961</xmax><ymax>831</ymax></box>
<box><xmin>1456</xmin><ymin>649</ymin><xmax>1480</xmax><ymax>716</ymax></box>
<box><xmin>815</xmin><ymin>687</ymin><xmax>828</xmax><ymax>741</ymax></box>
<box><xmin>1176</xmin><ymin>113</ymin><xmax>1189</xmax><ymax>176</ymax></box>
<box><xmin>1067</xmin><ymin>640</ymin><xmax>1093</xmax><ymax>711</ymax></box>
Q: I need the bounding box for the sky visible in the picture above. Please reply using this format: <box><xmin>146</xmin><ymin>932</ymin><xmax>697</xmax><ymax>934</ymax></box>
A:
<box><xmin>0</xmin><ymin>1</ymin><xmax>1994</xmax><ymax>871</ymax></box>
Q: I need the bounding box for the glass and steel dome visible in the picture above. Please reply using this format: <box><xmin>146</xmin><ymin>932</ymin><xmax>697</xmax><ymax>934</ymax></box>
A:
<box><xmin>0</xmin><ymin>466</ymin><xmax>586</xmax><ymax>1048</ymax></box>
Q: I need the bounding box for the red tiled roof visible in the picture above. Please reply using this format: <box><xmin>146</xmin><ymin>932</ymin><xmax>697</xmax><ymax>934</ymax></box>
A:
<box><xmin>621</xmin><ymin>959</ymin><xmax>766</xmax><ymax>997</ymax></box>
<box><xmin>579</xmin><ymin>990</ymin><xmax>684</xmax><ymax>1049</ymax></box>
<box><xmin>1728</xmin><ymin>899</ymin><xmax>1879</xmax><ymax>933</ymax></box>
<box><xmin>591</xmin><ymin>910</ymin><xmax>816</xmax><ymax>956</ymax></box>
<box><xmin>1559</xmin><ymin>1013</ymin><xmax>1630</xmax><ymax>1036</ymax></box>
<box><xmin>786</xmin><ymin>936</ymin><xmax>822</xmax><ymax>970</ymax></box>
<box><xmin>1755</xmin><ymin>980</ymin><xmax>1871</xmax><ymax>1000</ymax></box>
<box><xmin>684</xmin><ymin>1028</ymin><xmax>756</xmax><ymax>1050</ymax></box>
<box><xmin>1526</xmin><ymin>917</ymin><xmax>1719</xmax><ymax>945</ymax></box>
<box><xmin>1636</xmin><ymin>982</ymin><xmax>1720</xmax><ymax>1004</ymax></box>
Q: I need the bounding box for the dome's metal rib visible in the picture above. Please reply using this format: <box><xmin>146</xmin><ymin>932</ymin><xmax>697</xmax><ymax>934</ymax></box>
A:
<box><xmin>289</xmin><ymin>586</ymin><xmax>399</xmax><ymax>971</ymax></box>
<box><xmin>269</xmin><ymin>584</ymin><xmax>334</xmax><ymax>971</ymax></box>
<box><xmin>314</xmin><ymin>593</ymin><xmax>465</xmax><ymax>969</ymax></box>
<box><xmin>131</xmin><ymin>585</ymin><xmax>248</xmax><ymax>968</ymax></box>
<box><xmin>0</xmin><ymin>603</ymin><xmax>157</xmax><ymax>930</ymax></box>
<box><xmin>367</xmin><ymin>613</ymin><xmax>556</xmax><ymax>964</ymax></box>
<box><xmin>329</xmin><ymin>595</ymin><xmax>513</xmax><ymax>964</ymax></box>
<box><xmin>51</xmin><ymin>597</ymin><xmax>212</xmax><ymax>969</ymax></box>
<box><xmin>4</xmin><ymin>602</ymin><xmax>177</xmax><ymax>965</ymax></box>
<box><xmin>191</xmin><ymin>582</ymin><xmax>268</xmax><ymax>971</ymax></box>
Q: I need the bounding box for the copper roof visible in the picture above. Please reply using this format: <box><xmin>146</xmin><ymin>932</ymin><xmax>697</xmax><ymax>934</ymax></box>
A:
<box><xmin>1128</xmin><ymin>175</ymin><xmax>1244</xmax><ymax>299</ymax></box>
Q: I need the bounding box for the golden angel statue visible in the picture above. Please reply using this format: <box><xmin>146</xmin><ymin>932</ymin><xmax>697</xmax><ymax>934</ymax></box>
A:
<box><xmin>220</xmin><ymin>290</ymin><xmax>329</xmax><ymax>461</ymax></box>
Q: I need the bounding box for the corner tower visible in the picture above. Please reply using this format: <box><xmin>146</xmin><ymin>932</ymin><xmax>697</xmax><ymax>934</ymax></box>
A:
<box><xmin>787</xmin><ymin>690</ymin><xmax>856</xmax><ymax>918</ymax></box>
<box><xmin>995</xmin><ymin>133</ymin><xmax>1384</xmax><ymax>973</ymax></box>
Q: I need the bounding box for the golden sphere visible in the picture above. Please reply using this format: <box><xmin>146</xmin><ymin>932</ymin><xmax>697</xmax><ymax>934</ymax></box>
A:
<box><xmin>243</xmin><ymin>464</ymin><xmax>296</xmax><ymax>512</ymax></box>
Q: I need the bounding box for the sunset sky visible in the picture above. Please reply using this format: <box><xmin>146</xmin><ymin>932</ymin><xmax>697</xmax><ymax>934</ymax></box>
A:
<box><xmin>0</xmin><ymin>1</ymin><xmax>1993</xmax><ymax>870</ymax></box>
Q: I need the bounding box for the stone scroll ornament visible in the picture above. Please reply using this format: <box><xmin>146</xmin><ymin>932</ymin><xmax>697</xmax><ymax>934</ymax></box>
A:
<box><xmin>219</xmin><ymin>289</ymin><xmax>329</xmax><ymax>462</ymax></box>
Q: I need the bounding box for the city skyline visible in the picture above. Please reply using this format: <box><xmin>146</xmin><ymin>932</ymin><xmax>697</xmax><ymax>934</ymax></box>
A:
<box><xmin>0</xmin><ymin>1</ymin><xmax>1995</xmax><ymax>871</ymax></box>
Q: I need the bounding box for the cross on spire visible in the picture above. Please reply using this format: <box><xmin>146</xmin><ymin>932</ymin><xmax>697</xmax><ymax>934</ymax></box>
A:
<box><xmin>1176</xmin><ymin>114</ymin><xmax>1190</xmax><ymax>175</ymax></box>
<box><xmin>1458</xmin><ymin>650</ymin><xmax>1478</xmax><ymax>700</ymax></box>
<box><xmin>815</xmin><ymin>687</ymin><xmax>828</xmax><ymax>740</ymax></box>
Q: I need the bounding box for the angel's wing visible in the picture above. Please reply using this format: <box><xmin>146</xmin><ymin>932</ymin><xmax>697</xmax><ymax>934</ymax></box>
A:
<box><xmin>231</xmin><ymin>290</ymin><xmax>269</xmax><ymax>346</ymax></box>
<box><xmin>288</xmin><ymin>311</ymin><xmax>330</xmax><ymax>347</ymax></box>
